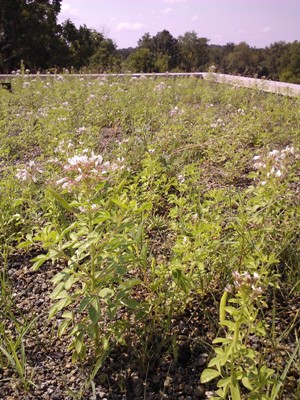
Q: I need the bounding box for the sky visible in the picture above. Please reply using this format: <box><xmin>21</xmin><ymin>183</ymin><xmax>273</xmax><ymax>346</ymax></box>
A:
<box><xmin>58</xmin><ymin>0</ymin><xmax>300</xmax><ymax>49</ymax></box>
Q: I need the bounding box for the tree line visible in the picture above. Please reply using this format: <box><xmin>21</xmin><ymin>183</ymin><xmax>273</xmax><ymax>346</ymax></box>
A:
<box><xmin>1</xmin><ymin>0</ymin><xmax>299</xmax><ymax>83</ymax></box>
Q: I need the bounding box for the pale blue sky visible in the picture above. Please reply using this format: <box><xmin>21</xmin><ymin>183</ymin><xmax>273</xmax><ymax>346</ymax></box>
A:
<box><xmin>58</xmin><ymin>0</ymin><xmax>300</xmax><ymax>49</ymax></box>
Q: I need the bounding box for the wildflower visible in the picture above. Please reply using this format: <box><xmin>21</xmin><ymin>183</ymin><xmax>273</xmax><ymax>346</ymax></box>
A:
<box><xmin>15</xmin><ymin>160</ymin><xmax>43</xmax><ymax>183</ymax></box>
<box><xmin>154</xmin><ymin>82</ymin><xmax>166</xmax><ymax>91</ymax></box>
<box><xmin>56</xmin><ymin>151</ymin><xmax>124</xmax><ymax>191</ymax></box>
<box><xmin>268</xmin><ymin>149</ymin><xmax>279</xmax><ymax>157</ymax></box>
<box><xmin>225</xmin><ymin>284</ymin><xmax>233</xmax><ymax>293</ymax></box>
<box><xmin>252</xmin><ymin>286</ymin><xmax>263</xmax><ymax>298</ymax></box>
<box><xmin>169</xmin><ymin>106</ymin><xmax>180</xmax><ymax>117</ymax></box>
<box><xmin>56</xmin><ymin>177</ymin><xmax>68</xmax><ymax>185</ymax></box>
<box><xmin>16</xmin><ymin>168</ymin><xmax>31</xmax><ymax>182</ymax></box>
<box><xmin>177</xmin><ymin>174</ymin><xmax>185</xmax><ymax>183</ymax></box>
<box><xmin>76</xmin><ymin>127</ymin><xmax>86</xmax><ymax>134</ymax></box>
<box><xmin>253</xmin><ymin>272</ymin><xmax>260</xmax><ymax>281</ymax></box>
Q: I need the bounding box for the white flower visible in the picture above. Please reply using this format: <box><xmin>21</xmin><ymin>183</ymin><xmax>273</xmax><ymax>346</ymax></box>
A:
<box><xmin>253</xmin><ymin>272</ymin><xmax>260</xmax><ymax>281</ymax></box>
<box><xmin>169</xmin><ymin>106</ymin><xmax>179</xmax><ymax>117</ymax></box>
<box><xmin>253</xmin><ymin>155</ymin><xmax>260</xmax><ymax>161</ymax></box>
<box><xmin>67</xmin><ymin>155</ymin><xmax>89</xmax><ymax>166</ymax></box>
<box><xmin>268</xmin><ymin>150</ymin><xmax>279</xmax><ymax>157</ymax></box>
<box><xmin>16</xmin><ymin>169</ymin><xmax>30</xmax><ymax>181</ymax></box>
<box><xmin>56</xmin><ymin>177</ymin><xmax>68</xmax><ymax>185</ymax></box>
<box><xmin>178</xmin><ymin>174</ymin><xmax>185</xmax><ymax>183</ymax></box>
<box><xmin>76</xmin><ymin>127</ymin><xmax>86</xmax><ymax>133</ymax></box>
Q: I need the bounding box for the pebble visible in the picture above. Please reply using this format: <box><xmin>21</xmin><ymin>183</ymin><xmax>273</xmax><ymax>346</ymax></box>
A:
<box><xmin>194</xmin><ymin>385</ymin><xmax>206</xmax><ymax>398</ymax></box>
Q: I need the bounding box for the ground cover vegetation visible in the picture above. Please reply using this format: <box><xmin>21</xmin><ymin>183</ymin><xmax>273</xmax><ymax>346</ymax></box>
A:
<box><xmin>0</xmin><ymin>74</ymin><xmax>300</xmax><ymax>399</ymax></box>
<box><xmin>1</xmin><ymin>0</ymin><xmax>300</xmax><ymax>83</ymax></box>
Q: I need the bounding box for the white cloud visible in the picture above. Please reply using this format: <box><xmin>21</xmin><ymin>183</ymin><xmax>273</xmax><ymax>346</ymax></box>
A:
<box><xmin>191</xmin><ymin>14</ymin><xmax>198</xmax><ymax>21</ymax></box>
<box><xmin>261</xmin><ymin>27</ymin><xmax>271</xmax><ymax>33</ymax></box>
<box><xmin>60</xmin><ymin>3</ymin><xmax>79</xmax><ymax>18</ymax></box>
<box><xmin>161</xmin><ymin>8</ymin><xmax>172</xmax><ymax>14</ymax></box>
<box><xmin>116</xmin><ymin>22</ymin><xmax>144</xmax><ymax>32</ymax></box>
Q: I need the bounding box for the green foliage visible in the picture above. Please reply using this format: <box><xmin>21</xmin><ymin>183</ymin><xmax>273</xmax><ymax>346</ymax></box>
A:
<box><xmin>201</xmin><ymin>271</ymin><xmax>300</xmax><ymax>400</ymax></box>
<box><xmin>0</xmin><ymin>77</ymin><xmax>299</xmax><ymax>397</ymax></box>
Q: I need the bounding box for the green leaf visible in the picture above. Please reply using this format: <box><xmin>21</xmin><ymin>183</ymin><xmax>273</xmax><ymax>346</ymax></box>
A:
<box><xmin>49</xmin><ymin>282</ymin><xmax>65</xmax><ymax>300</ymax></box>
<box><xmin>51</xmin><ymin>270</ymin><xmax>70</xmax><ymax>284</ymax></box>
<box><xmin>58</xmin><ymin>319</ymin><xmax>71</xmax><ymax>337</ymax></box>
<box><xmin>62</xmin><ymin>311</ymin><xmax>73</xmax><ymax>319</ymax></box>
<box><xmin>136</xmin><ymin>202</ymin><xmax>152</xmax><ymax>212</ymax></box>
<box><xmin>99</xmin><ymin>288</ymin><xmax>114</xmax><ymax>300</ymax></box>
<box><xmin>74</xmin><ymin>337</ymin><xmax>83</xmax><ymax>354</ymax></box>
<box><xmin>47</xmin><ymin>187</ymin><xmax>72</xmax><ymax>211</ymax></box>
<box><xmin>242</xmin><ymin>377</ymin><xmax>253</xmax><ymax>391</ymax></box>
<box><xmin>224</xmin><ymin>306</ymin><xmax>238</xmax><ymax>316</ymax></box>
<box><xmin>88</xmin><ymin>305</ymin><xmax>100</xmax><ymax>324</ymax></box>
<box><xmin>212</xmin><ymin>337</ymin><xmax>232</xmax><ymax>345</ymax></box>
<box><xmin>208</xmin><ymin>354</ymin><xmax>228</xmax><ymax>368</ymax></box>
<box><xmin>219</xmin><ymin>290</ymin><xmax>228</xmax><ymax>325</ymax></box>
<box><xmin>31</xmin><ymin>254</ymin><xmax>49</xmax><ymax>270</ymax></box>
<box><xmin>230</xmin><ymin>377</ymin><xmax>241</xmax><ymax>400</ymax></box>
<box><xmin>217</xmin><ymin>376</ymin><xmax>231</xmax><ymax>388</ymax></box>
<box><xmin>120</xmin><ymin>297</ymin><xmax>140</xmax><ymax>309</ymax></box>
<box><xmin>200</xmin><ymin>368</ymin><xmax>221</xmax><ymax>383</ymax></box>
<box><xmin>49</xmin><ymin>297</ymin><xmax>71</xmax><ymax>318</ymax></box>
<box><xmin>78</xmin><ymin>297</ymin><xmax>90</xmax><ymax>313</ymax></box>
<box><xmin>64</xmin><ymin>275</ymin><xmax>77</xmax><ymax>290</ymax></box>
<box><xmin>111</xmin><ymin>198</ymin><xmax>128</xmax><ymax>210</ymax></box>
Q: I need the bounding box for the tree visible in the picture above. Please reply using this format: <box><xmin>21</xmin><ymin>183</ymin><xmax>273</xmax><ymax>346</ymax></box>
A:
<box><xmin>264</xmin><ymin>41</ymin><xmax>290</xmax><ymax>81</ymax></box>
<box><xmin>89</xmin><ymin>38</ymin><xmax>117</xmax><ymax>72</ymax></box>
<box><xmin>152</xmin><ymin>30</ymin><xmax>179</xmax><ymax>70</ymax></box>
<box><xmin>223</xmin><ymin>42</ymin><xmax>258</xmax><ymax>76</ymax></box>
<box><xmin>137</xmin><ymin>33</ymin><xmax>154</xmax><ymax>51</ymax></box>
<box><xmin>178</xmin><ymin>31</ymin><xmax>209</xmax><ymax>71</ymax></box>
<box><xmin>279</xmin><ymin>41</ymin><xmax>300</xmax><ymax>83</ymax></box>
<box><xmin>0</xmin><ymin>0</ymin><xmax>63</xmax><ymax>72</ymax></box>
<box><xmin>125</xmin><ymin>47</ymin><xmax>154</xmax><ymax>72</ymax></box>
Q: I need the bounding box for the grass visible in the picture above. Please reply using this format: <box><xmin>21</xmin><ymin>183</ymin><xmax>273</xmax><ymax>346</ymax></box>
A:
<box><xmin>0</xmin><ymin>75</ymin><xmax>299</xmax><ymax>399</ymax></box>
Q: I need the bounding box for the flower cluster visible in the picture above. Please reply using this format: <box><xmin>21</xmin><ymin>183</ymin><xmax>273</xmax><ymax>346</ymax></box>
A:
<box><xmin>16</xmin><ymin>160</ymin><xmax>43</xmax><ymax>183</ymax></box>
<box><xmin>154</xmin><ymin>82</ymin><xmax>166</xmax><ymax>91</ymax></box>
<box><xmin>169</xmin><ymin>106</ymin><xmax>183</xmax><ymax>117</ymax></box>
<box><xmin>210</xmin><ymin>118</ymin><xmax>225</xmax><ymax>128</ymax></box>
<box><xmin>56</xmin><ymin>152</ymin><xmax>123</xmax><ymax>191</ymax></box>
<box><xmin>226</xmin><ymin>271</ymin><xmax>263</xmax><ymax>299</ymax></box>
<box><xmin>253</xmin><ymin>145</ymin><xmax>295</xmax><ymax>184</ymax></box>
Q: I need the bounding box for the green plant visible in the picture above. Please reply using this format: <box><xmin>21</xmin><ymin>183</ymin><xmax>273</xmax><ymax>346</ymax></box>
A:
<box><xmin>0</xmin><ymin>312</ymin><xmax>38</xmax><ymax>391</ymax></box>
<box><xmin>200</xmin><ymin>271</ymin><xmax>299</xmax><ymax>400</ymax></box>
